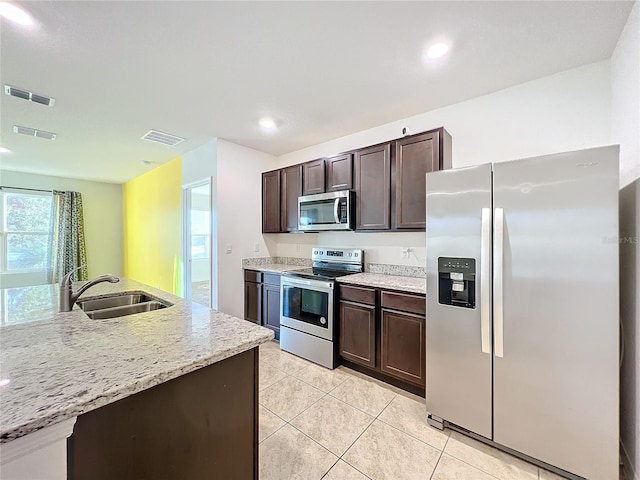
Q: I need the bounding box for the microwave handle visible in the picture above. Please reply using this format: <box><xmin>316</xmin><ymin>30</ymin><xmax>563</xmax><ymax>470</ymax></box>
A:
<box><xmin>334</xmin><ymin>198</ymin><xmax>340</xmax><ymax>223</ymax></box>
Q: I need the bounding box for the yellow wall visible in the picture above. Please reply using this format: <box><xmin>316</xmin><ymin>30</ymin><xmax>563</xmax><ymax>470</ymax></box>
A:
<box><xmin>123</xmin><ymin>157</ymin><xmax>182</xmax><ymax>295</ymax></box>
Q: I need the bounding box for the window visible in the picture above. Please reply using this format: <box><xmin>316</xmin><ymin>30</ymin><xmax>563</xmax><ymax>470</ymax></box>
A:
<box><xmin>0</xmin><ymin>190</ymin><xmax>53</xmax><ymax>272</ymax></box>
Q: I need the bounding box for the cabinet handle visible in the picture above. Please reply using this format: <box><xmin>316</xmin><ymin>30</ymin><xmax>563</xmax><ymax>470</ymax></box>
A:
<box><xmin>480</xmin><ymin>208</ymin><xmax>491</xmax><ymax>354</ymax></box>
<box><xmin>493</xmin><ymin>207</ymin><xmax>504</xmax><ymax>358</ymax></box>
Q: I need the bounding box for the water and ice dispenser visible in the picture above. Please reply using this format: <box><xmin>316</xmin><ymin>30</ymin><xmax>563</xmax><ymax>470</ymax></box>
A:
<box><xmin>438</xmin><ymin>257</ymin><xmax>476</xmax><ymax>309</ymax></box>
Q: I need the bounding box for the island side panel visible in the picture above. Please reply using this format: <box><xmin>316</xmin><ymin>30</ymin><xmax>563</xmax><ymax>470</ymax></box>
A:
<box><xmin>68</xmin><ymin>348</ymin><xmax>259</xmax><ymax>480</ymax></box>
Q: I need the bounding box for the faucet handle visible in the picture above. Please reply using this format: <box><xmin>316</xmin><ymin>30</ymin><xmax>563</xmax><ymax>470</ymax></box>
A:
<box><xmin>61</xmin><ymin>264</ymin><xmax>87</xmax><ymax>286</ymax></box>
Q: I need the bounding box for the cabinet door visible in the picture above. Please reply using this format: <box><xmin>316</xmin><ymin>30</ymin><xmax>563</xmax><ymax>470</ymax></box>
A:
<box><xmin>327</xmin><ymin>153</ymin><xmax>353</xmax><ymax>191</ymax></box>
<box><xmin>354</xmin><ymin>144</ymin><xmax>391</xmax><ymax>230</ymax></box>
<box><xmin>262</xmin><ymin>170</ymin><xmax>281</xmax><ymax>233</ymax></box>
<box><xmin>244</xmin><ymin>281</ymin><xmax>261</xmax><ymax>324</ymax></box>
<box><xmin>380</xmin><ymin>309</ymin><xmax>425</xmax><ymax>386</ymax></box>
<box><xmin>262</xmin><ymin>283</ymin><xmax>281</xmax><ymax>336</ymax></box>
<box><xmin>339</xmin><ymin>301</ymin><xmax>376</xmax><ymax>367</ymax></box>
<box><xmin>303</xmin><ymin>159</ymin><xmax>326</xmax><ymax>195</ymax></box>
<box><xmin>281</xmin><ymin>165</ymin><xmax>303</xmax><ymax>232</ymax></box>
<box><xmin>394</xmin><ymin>131</ymin><xmax>440</xmax><ymax>229</ymax></box>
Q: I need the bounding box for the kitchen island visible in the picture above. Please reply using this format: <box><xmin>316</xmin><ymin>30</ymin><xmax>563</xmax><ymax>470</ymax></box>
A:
<box><xmin>0</xmin><ymin>278</ymin><xmax>273</xmax><ymax>479</ymax></box>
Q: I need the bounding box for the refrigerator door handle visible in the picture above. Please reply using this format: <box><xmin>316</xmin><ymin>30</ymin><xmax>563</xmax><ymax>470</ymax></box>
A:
<box><xmin>480</xmin><ymin>208</ymin><xmax>491</xmax><ymax>354</ymax></box>
<box><xmin>493</xmin><ymin>207</ymin><xmax>504</xmax><ymax>358</ymax></box>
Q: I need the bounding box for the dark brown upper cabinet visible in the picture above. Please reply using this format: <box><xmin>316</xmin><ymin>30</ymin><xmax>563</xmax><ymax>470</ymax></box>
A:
<box><xmin>354</xmin><ymin>143</ymin><xmax>391</xmax><ymax>230</ymax></box>
<box><xmin>281</xmin><ymin>164</ymin><xmax>303</xmax><ymax>232</ymax></box>
<box><xmin>326</xmin><ymin>153</ymin><xmax>353</xmax><ymax>192</ymax></box>
<box><xmin>302</xmin><ymin>159</ymin><xmax>325</xmax><ymax>195</ymax></box>
<box><xmin>261</xmin><ymin>127</ymin><xmax>450</xmax><ymax>233</ymax></box>
<box><xmin>394</xmin><ymin>129</ymin><xmax>451</xmax><ymax>230</ymax></box>
<box><xmin>262</xmin><ymin>170</ymin><xmax>281</xmax><ymax>233</ymax></box>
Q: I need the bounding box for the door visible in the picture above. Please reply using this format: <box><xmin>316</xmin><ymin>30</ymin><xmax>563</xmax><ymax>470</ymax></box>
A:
<box><xmin>326</xmin><ymin>153</ymin><xmax>353</xmax><ymax>191</ymax></box>
<box><xmin>183</xmin><ymin>179</ymin><xmax>213</xmax><ymax>307</ymax></box>
<box><xmin>354</xmin><ymin>143</ymin><xmax>391</xmax><ymax>230</ymax></box>
<box><xmin>425</xmin><ymin>163</ymin><xmax>493</xmax><ymax>439</ymax></box>
<box><xmin>302</xmin><ymin>159</ymin><xmax>325</xmax><ymax>195</ymax></box>
<box><xmin>339</xmin><ymin>301</ymin><xmax>376</xmax><ymax>368</ymax></box>
<box><xmin>395</xmin><ymin>131</ymin><xmax>440</xmax><ymax>229</ymax></box>
<box><xmin>280</xmin><ymin>277</ymin><xmax>333</xmax><ymax>340</ymax></box>
<box><xmin>491</xmin><ymin>147</ymin><xmax>619</xmax><ymax>480</ymax></box>
<box><xmin>281</xmin><ymin>165</ymin><xmax>302</xmax><ymax>232</ymax></box>
<box><xmin>262</xmin><ymin>274</ymin><xmax>281</xmax><ymax>336</ymax></box>
<box><xmin>262</xmin><ymin>170</ymin><xmax>281</xmax><ymax>233</ymax></box>
<box><xmin>380</xmin><ymin>309</ymin><xmax>425</xmax><ymax>386</ymax></box>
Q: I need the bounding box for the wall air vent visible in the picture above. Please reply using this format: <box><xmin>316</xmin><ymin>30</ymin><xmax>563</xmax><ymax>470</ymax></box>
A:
<box><xmin>141</xmin><ymin>130</ymin><xmax>185</xmax><ymax>146</ymax></box>
<box><xmin>4</xmin><ymin>85</ymin><xmax>55</xmax><ymax>106</ymax></box>
<box><xmin>13</xmin><ymin>125</ymin><xmax>57</xmax><ymax>140</ymax></box>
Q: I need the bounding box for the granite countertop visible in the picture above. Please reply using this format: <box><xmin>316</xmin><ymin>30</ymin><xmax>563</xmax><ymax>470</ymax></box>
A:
<box><xmin>0</xmin><ymin>279</ymin><xmax>273</xmax><ymax>443</ymax></box>
<box><xmin>242</xmin><ymin>256</ymin><xmax>311</xmax><ymax>274</ymax></box>
<box><xmin>244</xmin><ymin>263</ymin><xmax>309</xmax><ymax>274</ymax></box>
<box><xmin>337</xmin><ymin>273</ymin><xmax>426</xmax><ymax>295</ymax></box>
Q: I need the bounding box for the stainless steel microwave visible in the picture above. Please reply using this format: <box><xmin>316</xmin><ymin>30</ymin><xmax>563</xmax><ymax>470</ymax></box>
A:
<box><xmin>298</xmin><ymin>190</ymin><xmax>354</xmax><ymax>231</ymax></box>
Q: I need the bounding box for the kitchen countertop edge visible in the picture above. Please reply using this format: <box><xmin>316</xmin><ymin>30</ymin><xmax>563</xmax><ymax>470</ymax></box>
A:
<box><xmin>337</xmin><ymin>272</ymin><xmax>426</xmax><ymax>295</ymax></box>
<box><xmin>0</xmin><ymin>279</ymin><xmax>273</xmax><ymax>443</ymax></box>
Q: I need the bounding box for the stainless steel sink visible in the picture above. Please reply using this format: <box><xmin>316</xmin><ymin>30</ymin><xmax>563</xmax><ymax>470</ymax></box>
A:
<box><xmin>77</xmin><ymin>291</ymin><xmax>172</xmax><ymax>319</ymax></box>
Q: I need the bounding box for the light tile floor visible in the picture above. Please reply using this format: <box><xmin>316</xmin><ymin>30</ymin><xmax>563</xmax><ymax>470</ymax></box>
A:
<box><xmin>258</xmin><ymin>340</ymin><xmax>626</xmax><ymax>480</ymax></box>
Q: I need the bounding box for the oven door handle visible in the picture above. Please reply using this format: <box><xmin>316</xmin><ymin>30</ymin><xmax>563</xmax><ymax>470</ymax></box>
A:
<box><xmin>281</xmin><ymin>276</ymin><xmax>333</xmax><ymax>291</ymax></box>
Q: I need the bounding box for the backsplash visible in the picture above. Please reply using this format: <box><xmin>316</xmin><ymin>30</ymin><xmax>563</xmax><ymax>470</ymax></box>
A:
<box><xmin>242</xmin><ymin>257</ymin><xmax>312</xmax><ymax>268</ymax></box>
<box><xmin>367</xmin><ymin>263</ymin><xmax>426</xmax><ymax>278</ymax></box>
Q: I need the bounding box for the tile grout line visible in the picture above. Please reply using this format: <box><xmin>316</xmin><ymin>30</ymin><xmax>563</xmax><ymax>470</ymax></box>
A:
<box><xmin>441</xmin><ymin>437</ymin><xmax>518</xmax><ymax>480</ymax></box>
<box><xmin>428</xmin><ymin>432</ymin><xmax>451</xmax><ymax>480</ymax></box>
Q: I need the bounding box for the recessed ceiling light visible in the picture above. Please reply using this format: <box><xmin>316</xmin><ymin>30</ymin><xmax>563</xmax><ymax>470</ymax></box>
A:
<box><xmin>0</xmin><ymin>146</ymin><xmax>11</xmax><ymax>154</ymax></box>
<box><xmin>425</xmin><ymin>42</ymin><xmax>449</xmax><ymax>60</ymax></box>
<box><xmin>0</xmin><ymin>2</ymin><xmax>34</xmax><ymax>26</ymax></box>
<box><xmin>259</xmin><ymin>117</ymin><xmax>277</xmax><ymax>131</ymax></box>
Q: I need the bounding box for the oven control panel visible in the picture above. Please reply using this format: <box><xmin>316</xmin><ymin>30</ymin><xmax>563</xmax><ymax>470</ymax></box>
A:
<box><xmin>312</xmin><ymin>247</ymin><xmax>363</xmax><ymax>264</ymax></box>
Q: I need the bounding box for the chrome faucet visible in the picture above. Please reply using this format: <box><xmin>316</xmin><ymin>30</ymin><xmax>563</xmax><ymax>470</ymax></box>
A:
<box><xmin>59</xmin><ymin>265</ymin><xmax>120</xmax><ymax>312</ymax></box>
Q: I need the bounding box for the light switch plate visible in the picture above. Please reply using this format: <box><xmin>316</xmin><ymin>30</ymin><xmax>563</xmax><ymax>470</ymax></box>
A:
<box><xmin>225</xmin><ymin>245</ymin><xmax>232</xmax><ymax>254</ymax></box>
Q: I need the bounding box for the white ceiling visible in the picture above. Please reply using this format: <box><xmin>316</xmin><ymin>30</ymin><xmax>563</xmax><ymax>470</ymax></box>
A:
<box><xmin>0</xmin><ymin>1</ymin><xmax>634</xmax><ymax>184</ymax></box>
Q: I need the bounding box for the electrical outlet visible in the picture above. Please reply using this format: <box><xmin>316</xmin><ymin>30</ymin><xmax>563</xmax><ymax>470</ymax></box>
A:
<box><xmin>296</xmin><ymin>244</ymin><xmax>301</xmax><ymax>253</ymax></box>
<box><xmin>254</xmin><ymin>243</ymin><xmax>260</xmax><ymax>253</ymax></box>
<box><xmin>225</xmin><ymin>244</ymin><xmax>232</xmax><ymax>254</ymax></box>
<box><xmin>402</xmin><ymin>247</ymin><xmax>411</xmax><ymax>259</ymax></box>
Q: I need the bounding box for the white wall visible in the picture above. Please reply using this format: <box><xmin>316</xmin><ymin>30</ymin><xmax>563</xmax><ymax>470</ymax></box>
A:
<box><xmin>182</xmin><ymin>140</ymin><xmax>218</xmax><ymax>306</ymax></box>
<box><xmin>0</xmin><ymin>170</ymin><xmax>123</xmax><ymax>287</ymax></box>
<box><xmin>275</xmin><ymin>61</ymin><xmax>612</xmax><ymax>266</ymax></box>
<box><xmin>612</xmin><ymin>2</ymin><xmax>640</xmax><ymax>479</ymax></box>
<box><xmin>216</xmin><ymin>140</ymin><xmax>277</xmax><ymax>318</ymax></box>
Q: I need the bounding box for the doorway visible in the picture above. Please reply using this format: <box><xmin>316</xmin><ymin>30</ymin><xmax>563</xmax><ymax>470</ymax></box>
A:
<box><xmin>182</xmin><ymin>179</ymin><xmax>213</xmax><ymax>307</ymax></box>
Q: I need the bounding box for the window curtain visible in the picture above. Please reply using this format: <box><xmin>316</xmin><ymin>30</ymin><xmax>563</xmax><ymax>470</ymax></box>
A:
<box><xmin>50</xmin><ymin>190</ymin><xmax>88</xmax><ymax>283</ymax></box>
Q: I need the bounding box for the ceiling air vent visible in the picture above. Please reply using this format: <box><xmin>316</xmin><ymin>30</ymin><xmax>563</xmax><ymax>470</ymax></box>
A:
<box><xmin>13</xmin><ymin>125</ymin><xmax>57</xmax><ymax>140</ymax></box>
<box><xmin>4</xmin><ymin>85</ymin><xmax>55</xmax><ymax>106</ymax></box>
<box><xmin>141</xmin><ymin>130</ymin><xmax>185</xmax><ymax>146</ymax></box>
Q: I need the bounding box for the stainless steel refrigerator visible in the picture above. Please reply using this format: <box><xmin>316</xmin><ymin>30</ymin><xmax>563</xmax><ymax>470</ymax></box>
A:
<box><xmin>425</xmin><ymin>146</ymin><xmax>619</xmax><ymax>480</ymax></box>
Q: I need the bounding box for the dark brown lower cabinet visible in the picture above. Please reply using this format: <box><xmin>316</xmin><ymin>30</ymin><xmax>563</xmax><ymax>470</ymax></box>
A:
<box><xmin>244</xmin><ymin>282</ymin><xmax>261</xmax><ymax>324</ymax></box>
<box><xmin>244</xmin><ymin>270</ymin><xmax>262</xmax><ymax>324</ymax></box>
<box><xmin>339</xmin><ymin>301</ymin><xmax>376</xmax><ymax>368</ymax></box>
<box><xmin>381</xmin><ymin>309</ymin><xmax>425</xmax><ymax>386</ymax></box>
<box><xmin>338</xmin><ymin>285</ymin><xmax>426</xmax><ymax>395</ymax></box>
<box><xmin>68</xmin><ymin>348</ymin><xmax>259</xmax><ymax>480</ymax></box>
<box><xmin>243</xmin><ymin>270</ymin><xmax>281</xmax><ymax>338</ymax></box>
<box><xmin>263</xmin><ymin>282</ymin><xmax>281</xmax><ymax>336</ymax></box>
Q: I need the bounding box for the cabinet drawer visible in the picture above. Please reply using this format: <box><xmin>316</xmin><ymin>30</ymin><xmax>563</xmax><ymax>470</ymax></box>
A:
<box><xmin>381</xmin><ymin>291</ymin><xmax>425</xmax><ymax>316</ymax></box>
<box><xmin>263</xmin><ymin>273</ymin><xmax>281</xmax><ymax>286</ymax></box>
<box><xmin>244</xmin><ymin>270</ymin><xmax>262</xmax><ymax>283</ymax></box>
<box><xmin>339</xmin><ymin>285</ymin><xmax>375</xmax><ymax>305</ymax></box>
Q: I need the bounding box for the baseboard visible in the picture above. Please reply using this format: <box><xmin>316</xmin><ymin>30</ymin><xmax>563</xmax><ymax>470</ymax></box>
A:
<box><xmin>621</xmin><ymin>440</ymin><xmax>639</xmax><ymax>480</ymax></box>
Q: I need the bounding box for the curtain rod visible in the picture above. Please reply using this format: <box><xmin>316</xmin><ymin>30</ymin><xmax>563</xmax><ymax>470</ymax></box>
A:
<box><xmin>0</xmin><ymin>185</ymin><xmax>54</xmax><ymax>193</ymax></box>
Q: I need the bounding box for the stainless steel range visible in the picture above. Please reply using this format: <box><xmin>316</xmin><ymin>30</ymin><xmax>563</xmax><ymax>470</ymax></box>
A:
<box><xmin>280</xmin><ymin>247</ymin><xmax>364</xmax><ymax>369</ymax></box>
